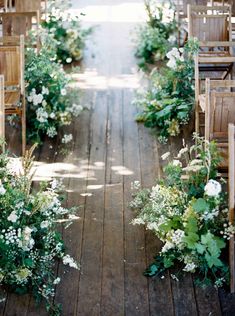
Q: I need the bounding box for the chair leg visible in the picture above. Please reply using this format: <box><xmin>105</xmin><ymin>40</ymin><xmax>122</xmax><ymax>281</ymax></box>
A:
<box><xmin>22</xmin><ymin>97</ymin><xmax>26</xmax><ymax>156</ymax></box>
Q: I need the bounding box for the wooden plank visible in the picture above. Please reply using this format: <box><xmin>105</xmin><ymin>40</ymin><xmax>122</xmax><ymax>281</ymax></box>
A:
<box><xmin>171</xmin><ymin>273</ymin><xmax>198</xmax><ymax>316</ymax></box>
<box><xmin>123</xmin><ymin>89</ymin><xmax>149</xmax><ymax>315</ymax></box>
<box><xmin>101</xmin><ymin>89</ymin><xmax>124</xmax><ymax>316</ymax></box>
<box><xmin>54</xmin><ymin>91</ymin><xmax>92</xmax><ymax>315</ymax></box>
<box><xmin>194</xmin><ymin>284</ymin><xmax>222</xmax><ymax>316</ymax></box>
<box><xmin>138</xmin><ymin>123</ymin><xmax>174</xmax><ymax>316</ymax></box>
<box><xmin>76</xmin><ymin>90</ymin><xmax>108</xmax><ymax>315</ymax></box>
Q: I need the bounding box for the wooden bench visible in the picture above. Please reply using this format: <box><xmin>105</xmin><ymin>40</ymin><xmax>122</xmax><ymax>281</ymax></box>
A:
<box><xmin>0</xmin><ymin>35</ymin><xmax>26</xmax><ymax>155</ymax></box>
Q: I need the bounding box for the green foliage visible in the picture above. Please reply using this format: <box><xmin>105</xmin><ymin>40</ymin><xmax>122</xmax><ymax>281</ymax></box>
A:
<box><xmin>134</xmin><ymin>0</ymin><xmax>177</xmax><ymax>69</ymax></box>
<box><xmin>130</xmin><ymin>135</ymin><xmax>233</xmax><ymax>287</ymax></box>
<box><xmin>134</xmin><ymin>39</ymin><xmax>199</xmax><ymax>142</ymax></box>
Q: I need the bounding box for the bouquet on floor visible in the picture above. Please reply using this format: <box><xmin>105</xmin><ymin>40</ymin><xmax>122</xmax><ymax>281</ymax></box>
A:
<box><xmin>0</xmin><ymin>145</ymin><xmax>79</xmax><ymax>315</ymax></box>
<box><xmin>130</xmin><ymin>134</ymin><xmax>234</xmax><ymax>287</ymax></box>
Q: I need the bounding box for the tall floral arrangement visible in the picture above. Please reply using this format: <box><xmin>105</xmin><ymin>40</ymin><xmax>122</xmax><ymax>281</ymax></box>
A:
<box><xmin>134</xmin><ymin>38</ymin><xmax>199</xmax><ymax>143</ymax></box>
<box><xmin>130</xmin><ymin>135</ymin><xmax>234</xmax><ymax>287</ymax></box>
<box><xmin>134</xmin><ymin>0</ymin><xmax>177</xmax><ymax>70</ymax></box>
<box><xmin>25</xmin><ymin>33</ymin><xmax>83</xmax><ymax>144</ymax></box>
<box><xmin>0</xmin><ymin>146</ymin><xmax>79</xmax><ymax>315</ymax></box>
<box><xmin>42</xmin><ymin>0</ymin><xmax>92</xmax><ymax>64</ymax></box>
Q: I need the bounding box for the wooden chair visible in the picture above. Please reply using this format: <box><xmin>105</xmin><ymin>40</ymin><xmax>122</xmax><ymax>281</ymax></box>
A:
<box><xmin>229</xmin><ymin>123</ymin><xmax>235</xmax><ymax>293</ymax></box>
<box><xmin>204</xmin><ymin>78</ymin><xmax>235</xmax><ymax>171</ymax></box>
<box><xmin>0</xmin><ymin>75</ymin><xmax>4</xmax><ymax>152</ymax></box>
<box><xmin>0</xmin><ymin>36</ymin><xmax>26</xmax><ymax>155</ymax></box>
<box><xmin>190</xmin><ymin>5</ymin><xmax>235</xmax><ymax>132</ymax></box>
<box><xmin>0</xmin><ymin>11</ymin><xmax>40</xmax><ymax>50</ymax></box>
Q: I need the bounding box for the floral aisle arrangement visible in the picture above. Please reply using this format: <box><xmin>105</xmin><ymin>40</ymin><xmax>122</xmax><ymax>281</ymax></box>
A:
<box><xmin>134</xmin><ymin>38</ymin><xmax>199</xmax><ymax>143</ymax></box>
<box><xmin>130</xmin><ymin>135</ymin><xmax>234</xmax><ymax>287</ymax></box>
<box><xmin>25</xmin><ymin>36</ymin><xmax>83</xmax><ymax>144</ymax></box>
<box><xmin>0</xmin><ymin>146</ymin><xmax>79</xmax><ymax>315</ymax></box>
<box><xmin>134</xmin><ymin>0</ymin><xmax>177</xmax><ymax>70</ymax></box>
<box><xmin>42</xmin><ymin>0</ymin><xmax>92</xmax><ymax>64</ymax></box>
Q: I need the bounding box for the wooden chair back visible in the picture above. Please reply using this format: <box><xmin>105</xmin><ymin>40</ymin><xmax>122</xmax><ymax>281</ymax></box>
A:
<box><xmin>0</xmin><ymin>11</ymin><xmax>40</xmax><ymax>50</ymax></box>
<box><xmin>188</xmin><ymin>5</ymin><xmax>232</xmax><ymax>52</ymax></box>
<box><xmin>0</xmin><ymin>75</ymin><xmax>4</xmax><ymax>152</ymax></box>
<box><xmin>0</xmin><ymin>35</ymin><xmax>24</xmax><ymax>93</ymax></box>
<box><xmin>205</xmin><ymin>79</ymin><xmax>235</xmax><ymax>141</ymax></box>
<box><xmin>15</xmin><ymin>0</ymin><xmax>41</xmax><ymax>13</ymax></box>
<box><xmin>0</xmin><ymin>11</ymin><xmax>40</xmax><ymax>37</ymax></box>
<box><xmin>228</xmin><ymin>123</ymin><xmax>235</xmax><ymax>292</ymax></box>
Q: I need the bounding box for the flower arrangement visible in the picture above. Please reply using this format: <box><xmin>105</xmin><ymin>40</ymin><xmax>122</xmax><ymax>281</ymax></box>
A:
<box><xmin>134</xmin><ymin>0</ymin><xmax>177</xmax><ymax>70</ymax></box>
<box><xmin>25</xmin><ymin>37</ymin><xmax>83</xmax><ymax>144</ymax></box>
<box><xmin>0</xmin><ymin>145</ymin><xmax>79</xmax><ymax>315</ymax></box>
<box><xmin>42</xmin><ymin>0</ymin><xmax>92</xmax><ymax>64</ymax></box>
<box><xmin>130</xmin><ymin>135</ymin><xmax>234</xmax><ymax>287</ymax></box>
<box><xmin>134</xmin><ymin>38</ymin><xmax>199</xmax><ymax>143</ymax></box>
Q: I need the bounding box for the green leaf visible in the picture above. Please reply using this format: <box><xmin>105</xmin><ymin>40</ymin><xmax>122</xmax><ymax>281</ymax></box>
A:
<box><xmin>195</xmin><ymin>243</ymin><xmax>205</xmax><ymax>254</ymax></box>
<box><xmin>183</xmin><ymin>232</ymin><xmax>199</xmax><ymax>249</ymax></box>
<box><xmin>192</xmin><ymin>198</ymin><xmax>208</xmax><ymax>212</ymax></box>
<box><xmin>205</xmin><ymin>253</ymin><xmax>223</xmax><ymax>268</ymax></box>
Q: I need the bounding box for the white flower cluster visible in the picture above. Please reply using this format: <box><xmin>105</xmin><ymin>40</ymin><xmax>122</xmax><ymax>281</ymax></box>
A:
<box><xmin>204</xmin><ymin>180</ymin><xmax>222</xmax><ymax>197</ymax></box>
<box><xmin>69</xmin><ymin>103</ymin><xmax>83</xmax><ymax>117</ymax></box>
<box><xmin>62</xmin><ymin>134</ymin><xmax>73</xmax><ymax>144</ymax></box>
<box><xmin>36</xmin><ymin>107</ymin><xmax>49</xmax><ymax>123</ymax></box>
<box><xmin>183</xmin><ymin>262</ymin><xmax>197</xmax><ymax>272</ymax></box>
<box><xmin>131</xmin><ymin>180</ymin><xmax>141</xmax><ymax>190</ymax></box>
<box><xmin>62</xmin><ymin>255</ymin><xmax>79</xmax><ymax>269</ymax></box>
<box><xmin>166</xmin><ymin>47</ymin><xmax>184</xmax><ymax>69</ymax></box>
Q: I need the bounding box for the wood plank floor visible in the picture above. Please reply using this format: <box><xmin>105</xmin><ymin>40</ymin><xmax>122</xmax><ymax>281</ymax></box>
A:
<box><xmin>1</xmin><ymin>0</ymin><xmax>235</xmax><ymax>315</ymax></box>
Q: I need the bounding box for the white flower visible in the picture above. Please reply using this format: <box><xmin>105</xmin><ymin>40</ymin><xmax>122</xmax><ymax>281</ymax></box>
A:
<box><xmin>66</xmin><ymin>57</ymin><xmax>72</xmax><ymax>63</ymax></box>
<box><xmin>32</xmin><ymin>93</ymin><xmax>43</xmax><ymax>106</ymax></box>
<box><xmin>42</xmin><ymin>86</ymin><xmax>49</xmax><ymax>95</ymax></box>
<box><xmin>61</xmin><ymin>89</ymin><xmax>67</xmax><ymax>96</ymax></box>
<box><xmin>172</xmin><ymin>160</ymin><xmax>182</xmax><ymax>167</ymax></box>
<box><xmin>69</xmin><ymin>104</ymin><xmax>83</xmax><ymax>117</ymax></box>
<box><xmin>161</xmin><ymin>241</ymin><xmax>174</xmax><ymax>253</ymax></box>
<box><xmin>40</xmin><ymin>221</ymin><xmax>49</xmax><ymax>229</ymax></box>
<box><xmin>62</xmin><ymin>255</ymin><xmax>79</xmax><ymax>269</ymax></box>
<box><xmin>168</xmin><ymin>35</ymin><xmax>176</xmax><ymax>44</ymax></box>
<box><xmin>204</xmin><ymin>180</ymin><xmax>222</xmax><ymax>197</ymax></box>
<box><xmin>36</xmin><ymin>107</ymin><xmax>48</xmax><ymax>123</ymax></box>
<box><xmin>61</xmin><ymin>134</ymin><xmax>73</xmax><ymax>144</ymax></box>
<box><xmin>183</xmin><ymin>262</ymin><xmax>197</xmax><ymax>272</ymax></box>
<box><xmin>47</xmin><ymin>126</ymin><xmax>57</xmax><ymax>138</ymax></box>
<box><xmin>50</xmin><ymin>112</ymin><xmax>56</xmax><ymax>119</ymax></box>
<box><xmin>161</xmin><ymin>152</ymin><xmax>170</xmax><ymax>161</ymax></box>
<box><xmin>131</xmin><ymin>181</ymin><xmax>141</xmax><ymax>190</ymax></box>
<box><xmin>53</xmin><ymin>277</ymin><xmax>61</xmax><ymax>285</ymax></box>
<box><xmin>132</xmin><ymin>218</ymin><xmax>145</xmax><ymax>225</ymax></box>
<box><xmin>7</xmin><ymin>211</ymin><xmax>18</xmax><ymax>223</ymax></box>
<box><xmin>0</xmin><ymin>185</ymin><xmax>6</xmax><ymax>195</ymax></box>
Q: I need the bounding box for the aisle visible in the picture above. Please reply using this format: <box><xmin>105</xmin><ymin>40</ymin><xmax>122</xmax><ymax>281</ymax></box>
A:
<box><xmin>1</xmin><ymin>1</ymin><xmax>225</xmax><ymax>315</ymax></box>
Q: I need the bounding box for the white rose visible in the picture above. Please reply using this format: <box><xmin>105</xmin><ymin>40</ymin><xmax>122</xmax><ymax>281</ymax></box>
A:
<box><xmin>7</xmin><ymin>211</ymin><xmax>18</xmax><ymax>222</ymax></box>
<box><xmin>204</xmin><ymin>180</ymin><xmax>222</xmax><ymax>197</ymax></box>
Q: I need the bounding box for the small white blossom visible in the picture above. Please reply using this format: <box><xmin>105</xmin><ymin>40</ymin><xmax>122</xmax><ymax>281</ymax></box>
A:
<box><xmin>172</xmin><ymin>160</ymin><xmax>182</xmax><ymax>167</ymax></box>
<box><xmin>61</xmin><ymin>89</ymin><xmax>67</xmax><ymax>96</ymax></box>
<box><xmin>36</xmin><ymin>108</ymin><xmax>48</xmax><ymax>123</ymax></box>
<box><xmin>204</xmin><ymin>180</ymin><xmax>222</xmax><ymax>197</ymax></box>
<box><xmin>62</xmin><ymin>255</ymin><xmax>79</xmax><ymax>269</ymax></box>
<box><xmin>61</xmin><ymin>134</ymin><xmax>73</xmax><ymax>144</ymax></box>
<box><xmin>40</xmin><ymin>221</ymin><xmax>49</xmax><ymax>229</ymax></box>
<box><xmin>7</xmin><ymin>211</ymin><xmax>18</xmax><ymax>223</ymax></box>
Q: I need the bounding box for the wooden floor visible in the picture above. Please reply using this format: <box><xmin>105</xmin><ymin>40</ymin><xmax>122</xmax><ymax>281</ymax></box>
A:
<box><xmin>1</xmin><ymin>0</ymin><xmax>235</xmax><ymax>315</ymax></box>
